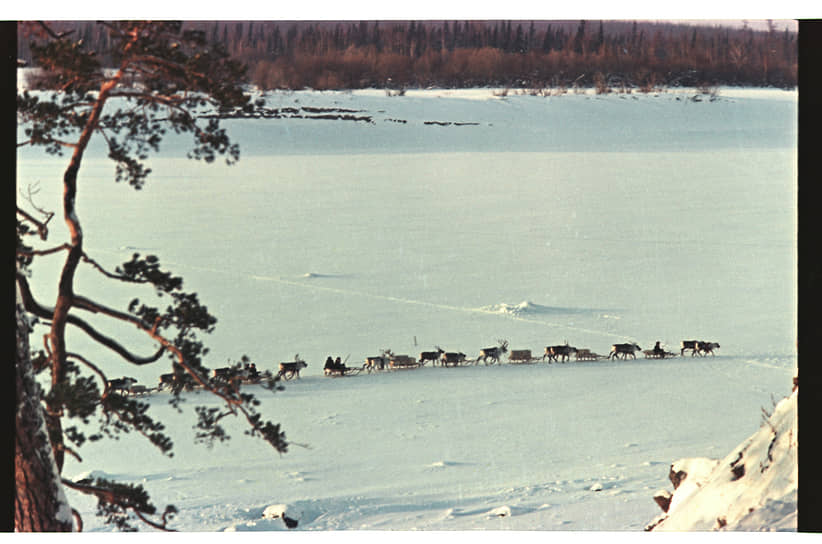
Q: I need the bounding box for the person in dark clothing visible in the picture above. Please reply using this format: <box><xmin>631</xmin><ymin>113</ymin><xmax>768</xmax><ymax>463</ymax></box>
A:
<box><xmin>324</xmin><ymin>356</ymin><xmax>335</xmax><ymax>371</ymax></box>
<box><xmin>653</xmin><ymin>341</ymin><xmax>664</xmax><ymax>357</ymax></box>
<box><xmin>334</xmin><ymin>356</ymin><xmax>345</xmax><ymax>371</ymax></box>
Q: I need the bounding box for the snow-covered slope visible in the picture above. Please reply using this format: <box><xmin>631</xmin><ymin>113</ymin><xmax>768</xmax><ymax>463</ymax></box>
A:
<box><xmin>647</xmin><ymin>386</ymin><xmax>797</xmax><ymax>531</ymax></box>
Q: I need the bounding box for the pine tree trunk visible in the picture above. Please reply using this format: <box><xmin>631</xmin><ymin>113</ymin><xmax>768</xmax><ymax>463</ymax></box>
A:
<box><xmin>15</xmin><ymin>284</ymin><xmax>74</xmax><ymax>532</ymax></box>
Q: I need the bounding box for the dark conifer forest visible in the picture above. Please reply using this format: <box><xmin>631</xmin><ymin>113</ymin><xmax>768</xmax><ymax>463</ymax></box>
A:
<box><xmin>18</xmin><ymin>20</ymin><xmax>797</xmax><ymax>90</ymax></box>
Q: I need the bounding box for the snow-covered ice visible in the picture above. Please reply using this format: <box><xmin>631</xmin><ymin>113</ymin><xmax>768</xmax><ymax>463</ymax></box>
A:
<box><xmin>17</xmin><ymin>86</ymin><xmax>797</xmax><ymax>531</ymax></box>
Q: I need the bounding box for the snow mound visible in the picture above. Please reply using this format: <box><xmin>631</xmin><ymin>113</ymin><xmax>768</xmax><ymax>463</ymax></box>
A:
<box><xmin>300</xmin><ymin>272</ymin><xmax>346</xmax><ymax>279</ymax></box>
<box><xmin>486</xmin><ymin>505</ymin><xmax>512</xmax><ymax>518</ymax></box>
<box><xmin>70</xmin><ymin>470</ymin><xmax>114</xmax><ymax>482</ymax></box>
<box><xmin>223</xmin><ymin>504</ymin><xmax>299</xmax><ymax>531</ymax></box>
<box><xmin>647</xmin><ymin>389</ymin><xmax>797</xmax><ymax>531</ymax></box>
<box><xmin>480</xmin><ymin>301</ymin><xmax>560</xmax><ymax>316</ymax></box>
<box><xmin>425</xmin><ymin>460</ymin><xmax>463</xmax><ymax>469</ymax></box>
<box><xmin>262</xmin><ymin>504</ymin><xmax>289</xmax><ymax>519</ymax></box>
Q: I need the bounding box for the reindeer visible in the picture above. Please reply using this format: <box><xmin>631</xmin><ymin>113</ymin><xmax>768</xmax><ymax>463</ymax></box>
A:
<box><xmin>419</xmin><ymin>346</ymin><xmax>445</xmax><ymax>366</ymax></box>
<box><xmin>158</xmin><ymin>371</ymin><xmax>197</xmax><ymax>391</ymax></box>
<box><xmin>365</xmin><ymin>349</ymin><xmax>393</xmax><ymax>372</ymax></box>
<box><xmin>107</xmin><ymin>377</ymin><xmax>137</xmax><ymax>395</ymax></box>
<box><xmin>477</xmin><ymin>340</ymin><xmax>509</xmax><ymax>365</ymax></box>
<box><xmin>697</xmin><ymin>341</ymin><xmax>720</xmax><ymax>357</ymax></box>
<box><xmin>543</xmin><ymin>342</ymin><xmax>577</xmax><ymax>363</ymax></box>
<box><xmin>212</xmin><ymin>366</ymin><xmax>241</xmax><ymax>384</ymax></box>
<box><xmin>441</xmin><ymin>351</ymin><xmax>467</xmax><ymax>367</ymax></box>
<box><xmin>278</xmin><ymin>355</ymin><xmax>308</xmax><ymax>380</ymax></box>
<box><xmin>608</xmin><ymin>343</ymin><xmax>642</xmax><ymax>360</ymax></box>
<box><xmin>680</xmin><ymin>340</ymin><xmax>700</xmax><ymax>357</ymax></box>
<box><xmin>129</xmin><ymin>384</ymin><xmax>150</xmax><ymax>396</ymax></box>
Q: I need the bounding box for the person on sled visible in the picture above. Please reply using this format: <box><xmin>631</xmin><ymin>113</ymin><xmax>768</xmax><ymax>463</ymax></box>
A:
<box><xmin>653</xmin><ymin>341</ymin><xmax>665</xmax><ymax>358</ymax></box>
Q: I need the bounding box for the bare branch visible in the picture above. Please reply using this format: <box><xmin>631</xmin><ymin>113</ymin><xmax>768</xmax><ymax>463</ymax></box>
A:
<box><xmin>17</xmin><ymin>185</ymin><xmax>55</xmax><ymax>240</ymax></box>
<box><xmin>80</xmin><ymin>253</ymin><xmax>148</xmax><ymax>284</ymax></box>
<box><xmin>17</xmin><ymin>243</ymin><xmax>71</xmax><ymax>257</ymax></box>
<box><xmin>71</xmin><ymin>508</ymin><xmax>84</xmax><ymax>532</ymax></box>
<box><xmin>72</xmin><ymin>294</ymin><xmax>150</xmax><ymax>327</ymax></box>
<box><xmin>47</xmin><ymin>138</ymin><xmax>78</xmax><ymax>149</ymax></box>
<box><xmin>58</xmin><ymin>443</ymin><xmax>83</xmax><ymax>463</ymax></box>
<box><xmin>16</xmin><ymin>207</ymin><xmax>51</xmax><ymax>241</ymax></box>
<box><xmin>71</xmin><ymin>320</ymin><xmax>166</xmax><ymax>367</ymax></box>
<box><xmin>16</xmin><ymin>136</ymin><xmax>78</xmax><ymax>149</ymax></box>
<box><xmin>42</xmin><ymin>333</ymin><xmax>52</xmax><ymax>359</ymax></box>
<box><xmin>133</xmin><ymin>510</ymin><xmax>176</xmax><ymax>532</ymax></box>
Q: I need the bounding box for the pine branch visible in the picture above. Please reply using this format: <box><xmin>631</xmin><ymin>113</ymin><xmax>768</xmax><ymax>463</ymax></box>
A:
<box><xmin>17</xmin><ymin>273</ymin><xmax>167</xmax><ymax>366</ymax></box>
<box><xmin>66</xmin><ymin>352</ymin><xmax>108</xmax><ymax>396</ymax></box>
<box><xmin>61</xmin><ymin>478</ymin><xmax>177</xmax><ymax>532</ymax></box>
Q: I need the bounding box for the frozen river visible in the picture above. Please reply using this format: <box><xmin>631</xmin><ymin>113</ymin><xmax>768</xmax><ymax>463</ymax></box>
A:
<box><xmin>17</xmin><ymin>87</ymin><xmax>797</xmax><ymax>531</ymax></box>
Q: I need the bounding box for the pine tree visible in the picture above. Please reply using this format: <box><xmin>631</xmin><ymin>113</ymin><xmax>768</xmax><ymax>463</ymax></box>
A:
<box><xmin>16</xmin><ymin>21</ymin><xmax>288</xmax><ymax>532</ymax></box>
<box><xmin>573</xmin><ymin>20</ymin><xmax>586</xmax><ymax>55</ymax></box>
<box><xmin>513</xmin><ymin>24</ymin><xmax>526</xmax><ymax>54</ymax></box>
<box><xmin>594</xmin><ymin>21</ymin><xmax>605</xmax><ymax>55</ymax></box>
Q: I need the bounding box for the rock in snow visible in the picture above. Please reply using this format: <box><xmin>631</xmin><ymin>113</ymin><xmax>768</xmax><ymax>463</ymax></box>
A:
<box><xmin>646</xmin><ymin>389</ymin><xmax>797</xmax><ymax>531</ymax></box>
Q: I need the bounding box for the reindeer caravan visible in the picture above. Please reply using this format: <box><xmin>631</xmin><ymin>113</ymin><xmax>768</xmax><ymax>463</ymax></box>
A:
<box><xmin>116</xmin><ymin>335</ymin><xmax>720</xmax><ymax>396</ymax></box>
<box><xmin>365</xmin><ymin>346</ymin><xmax>468</xmax><ymax>370</ymax></box>
<box><xmin>608</xmin><ymin>341</ymin><xmax>673</xmax><ymax>360</ymax></box>
<box><xmin>359</xmin><ymin>341</ymin><xmax>506</xmax><ymax>372</ymax></box>
<box><xmin>355</xmin><ymin>340</ymin><xmax>510</xmax><ymax>372</ymax></box>
<box><xmin>424</xmin><ymin>340</ymin><xmax>508</xmax><ymax>367</ymax></box>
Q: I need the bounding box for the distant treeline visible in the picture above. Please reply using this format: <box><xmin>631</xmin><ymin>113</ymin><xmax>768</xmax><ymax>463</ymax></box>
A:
<box><xmin>18</xmin><ymin>20</ymin><xmax>797</xmax><ymax>90</ymax></box>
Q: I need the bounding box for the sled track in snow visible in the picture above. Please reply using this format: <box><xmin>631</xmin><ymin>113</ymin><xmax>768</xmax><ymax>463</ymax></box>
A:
<box><xmin>246</xmin><ymin>272</ymin><xmax>628</xmax><ymax>341</ymax></box>
<box><xmin>93</xmin><ymin>247</ymin><xmax>629</xmax><ymax>342</ymax></box>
